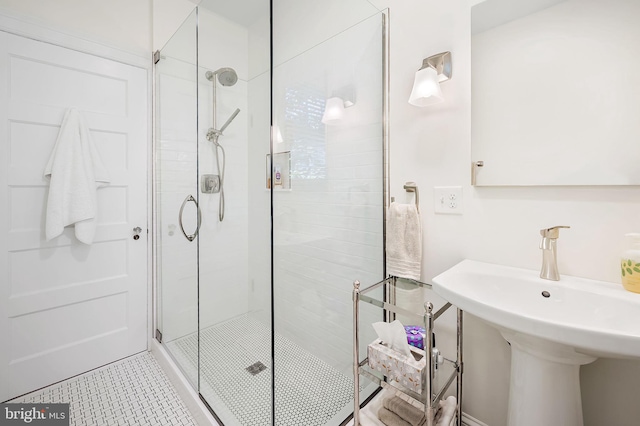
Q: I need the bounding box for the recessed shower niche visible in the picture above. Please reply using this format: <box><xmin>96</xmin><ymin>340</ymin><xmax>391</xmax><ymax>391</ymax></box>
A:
<box><xmin>266</xmin><ymin>152</ymin><xmax>290</xmax><ymax>190</ymax></box>
<box><xmin>154</xmin><ymin>1</ymin><xmax>387</xmax><ymax>424</ymax></box>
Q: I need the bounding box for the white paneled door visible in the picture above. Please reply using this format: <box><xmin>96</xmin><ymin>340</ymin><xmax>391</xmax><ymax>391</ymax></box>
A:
<box><xmin>0</xmin><ymin>32</ymin><xmax>148</xmax><ymax>401</ymax></box>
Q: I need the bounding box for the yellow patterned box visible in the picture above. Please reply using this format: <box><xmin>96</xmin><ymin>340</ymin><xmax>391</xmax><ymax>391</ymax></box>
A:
<box><xmin>367</xmin><ymin>338</ymin><xmax>426</xmax><ymax>393</ymax></box>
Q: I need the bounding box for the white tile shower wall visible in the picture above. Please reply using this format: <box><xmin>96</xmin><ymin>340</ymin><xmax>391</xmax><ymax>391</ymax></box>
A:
<box><xmin>198</xmin><ymin>8</ymin><xmax>249</xmax><ymax>80</ymax></box>
<box><xmin>198</xmin><ymin>9</ymin><xmax>251</xmax><ymax>330</ymax></box>
<box><xmin>377</xmin><ymin>0</ymin><xmax>640</xmax><ymax>425</ymax></box>
<box><xmin>272</xmin><ymin>14</ymin><xmax>385</xmax><ymax>375</ymax></box>
<box><xmin>246</xmin><ymin>9</ymin><xmax>272</xmax><ymax>327</ymax></box>
<box><xmin>248</xmin><ymin>15</ymin><xmax>270</xmax><ymax>80</ymax></box>
<box><xmin>247</xmin><ymin>70</ymin><xmax>271</xmax><ymax>325</ymax></box>
<box><xmin>198</xmin><ymin>70</ymin><xmax>251</xmax><ymax>328</ymax></box>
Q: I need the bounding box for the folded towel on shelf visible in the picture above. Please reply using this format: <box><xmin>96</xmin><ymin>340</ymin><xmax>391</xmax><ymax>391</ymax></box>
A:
<box><xmin>383</xmin><ymin>396</ymin><xmax>425</xmax><ymax>426</ymax></box>
<box><xmin>44</xmin><ymin>108</ymin><xmax>109</xmax><ymax>244</ymax></box>
<box><xmin>434</xmin><ymin>396</ymin><xmax>457</xmax><ymax>426</ymax></box>
<box><xmin>386</xmin><ymin>202</ymin><xmax>422</xmax><ymax>280</ymax></box>
<box><xmin>357</xmin><ymin>385</ymin><xmax>455</xmax><ymax>426</ymax></box>
<box><xmin>378</xmin><ymin>407</ymin><xmax>412</xmax><ymax>426</ymax></box>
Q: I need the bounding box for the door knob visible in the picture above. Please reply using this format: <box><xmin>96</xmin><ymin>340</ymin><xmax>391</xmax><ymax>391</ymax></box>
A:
<box><xmin>133</xmin><ymin>227</ymin><xmax>142</xmax><ymax>240</ymax></box>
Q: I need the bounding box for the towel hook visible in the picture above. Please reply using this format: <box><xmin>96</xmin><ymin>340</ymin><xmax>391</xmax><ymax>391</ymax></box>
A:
<box><xmin>403</xmin><ymin>182</ymin><xmax>419</xmax><ymax>212</ymax></box>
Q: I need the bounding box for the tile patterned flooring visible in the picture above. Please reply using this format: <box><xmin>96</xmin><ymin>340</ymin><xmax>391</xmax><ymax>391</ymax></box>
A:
<box><xmin>8</xmin><ymin>316</ymin><xmax>371</xmax><ymax>426</ymax></box>
<box><xmin>12</xmin><ymin>352</ymin><xmax>198</xmax><ymax>426</ymax></box>
<box><xmin>167</xmin><ymin>315</ymin><xmax>362</xmax><ymax>426</ymax></box>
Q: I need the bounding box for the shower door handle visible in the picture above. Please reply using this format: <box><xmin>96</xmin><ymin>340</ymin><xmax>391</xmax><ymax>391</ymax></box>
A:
<box><xmin>179</xmin><ymin>195</ymin><xmax>202</xmax><ymax>242</ymax></box>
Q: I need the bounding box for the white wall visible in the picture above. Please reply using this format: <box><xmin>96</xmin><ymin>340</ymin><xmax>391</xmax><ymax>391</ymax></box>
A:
<box><xmin>379</xmin><ymin>0</ymin><xmax>640</xmax><ymax>425</ymax></box>
<box><xmin>0</xmin><ymin>0</ymin><xmax>152</xmax><ymax>56</ymax></box>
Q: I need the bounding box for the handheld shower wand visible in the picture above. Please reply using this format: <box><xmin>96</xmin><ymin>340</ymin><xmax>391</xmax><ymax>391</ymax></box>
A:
<box><xmin>205</xmin><ymin>67</ymin><xmax>240</xmax><ymax>222</ymax></box>
<box><xmin>207</xmin><ymin>108</ymin><xmax>241</xmax><ymax>140</ymax></box>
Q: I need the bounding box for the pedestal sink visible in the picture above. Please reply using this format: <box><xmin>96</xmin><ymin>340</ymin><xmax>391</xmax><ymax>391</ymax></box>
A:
<box><xmin>432</xmin><ymin>260</ymin><xmax>640</xmax><ymax>426</ymax></box>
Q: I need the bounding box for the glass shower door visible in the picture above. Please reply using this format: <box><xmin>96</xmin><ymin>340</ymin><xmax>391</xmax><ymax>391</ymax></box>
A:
<box><xmin>155</xmin><ymin>9</ymin><xmax>200</xmax><ymax>387</ymax></box>
<box><xmin>156</xmin><ymin>4</ymin><xmax>273</xmax><ymax>424</ymax></box>
<box><xmin>196</xmin><ymin>2</ymin><xmax>273</xmax><ymax>424</ymax></box>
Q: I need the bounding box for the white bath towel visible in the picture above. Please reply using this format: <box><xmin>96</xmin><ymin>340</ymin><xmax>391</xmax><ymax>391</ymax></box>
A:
<box><xmin>386</xmin><ymin>202</ymin><xmax>422</xmax><ymax>280</ymax></box>
<box><xmin>44</xmin><ymin>108</ymin><xmax>109</xmax><ymax>244</ymax></box>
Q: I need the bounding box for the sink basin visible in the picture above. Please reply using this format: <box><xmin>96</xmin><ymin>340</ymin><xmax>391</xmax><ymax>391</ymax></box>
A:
<box><xmin>432</xmin><ymin>259</ymin><xmax>640</xmax><ymax>359</ymax></box>
<box><xmin>432</xmin><ymin>260</ymin><xmax>640</xmax><ymax>426</ymax></box>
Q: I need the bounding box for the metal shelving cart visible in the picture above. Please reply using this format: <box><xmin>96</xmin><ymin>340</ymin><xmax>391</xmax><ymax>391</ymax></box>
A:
<box><xmin>352</xmin><ymin>276</ymin><xmax>463</xmax><ymax>426</ymax></box>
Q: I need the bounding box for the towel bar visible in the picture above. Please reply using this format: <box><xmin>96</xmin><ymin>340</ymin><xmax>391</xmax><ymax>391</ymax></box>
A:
<box><xmin>403</xmin><ymin>182</ymin><xmax>419</xmax><ymax>212</ymax></box>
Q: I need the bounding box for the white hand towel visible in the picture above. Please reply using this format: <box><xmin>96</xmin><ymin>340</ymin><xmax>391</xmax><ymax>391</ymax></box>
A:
<box><xmin>435</xmin><ymin>396</ymin><xmax>457</xmax><ymax>426</ymax></box>
<box><xmin>386</xmin><ymin>202</ymin><xmax>422</xmax><ymax>280</ymax></box>
<box><xmin>44</xmin><ymin>108</ymin><xmax>109</xmax><ymax>244</ymax></box>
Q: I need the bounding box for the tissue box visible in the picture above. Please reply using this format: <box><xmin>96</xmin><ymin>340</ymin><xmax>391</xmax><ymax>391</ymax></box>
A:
<box><xmin>367</xmin><ymin>338</ymin><xmax>426</xmax><ymax>393</ymax></box>
<box><xmin>404</xmin><ymin>325</ymin><xmax>426</xmax><ymax>349</ymax></box>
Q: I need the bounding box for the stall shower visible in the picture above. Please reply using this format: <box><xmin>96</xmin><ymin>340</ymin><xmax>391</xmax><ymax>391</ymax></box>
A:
<box><xmin>155</xmin><ymin>1</ymin><xmax>386</xmax><ymax>425</ymax></box>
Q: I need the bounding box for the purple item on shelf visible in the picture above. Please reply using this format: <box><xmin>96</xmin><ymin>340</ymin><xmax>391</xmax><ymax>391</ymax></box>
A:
<box><xmin>404</xmin><ymin>325</ymin><xmax>426</xmax><ymax>350</ymax></box>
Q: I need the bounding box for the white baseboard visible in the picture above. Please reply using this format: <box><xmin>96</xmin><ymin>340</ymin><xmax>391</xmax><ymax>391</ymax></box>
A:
<box><xmin>462</xmin><ymin>412</ymin><xmax>489</xmax><ymax>426</ymax></box>
<box><xmin>150</xmin><ymin>340</ymin><xmax>218</xmax><ymax>426</ymax></box>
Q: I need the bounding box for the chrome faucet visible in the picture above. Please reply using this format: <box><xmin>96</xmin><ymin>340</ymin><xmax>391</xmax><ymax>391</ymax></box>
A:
<box><xmin>539</xmin><ymin>226</ymin><xmax>570</xmax><ymax>281</ymax></box>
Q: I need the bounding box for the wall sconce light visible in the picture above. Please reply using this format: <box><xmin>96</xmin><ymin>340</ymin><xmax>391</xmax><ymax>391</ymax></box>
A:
<box><xmin>409</xmin><ymin>51</ymin><xmax>452</xmax><ymax>107</ymax></box>
<box><xmin>322</xmin><ymin>83</ymin><xmax>356</xmax><ymax>125</ymax></box>
<box><xmin>321</xmin><ymin>97</ymin><xmax>355</xmax><ymax>125</ymax></box>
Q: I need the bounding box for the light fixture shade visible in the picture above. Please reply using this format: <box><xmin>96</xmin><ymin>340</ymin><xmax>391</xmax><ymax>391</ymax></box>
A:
<box><xmin>272</xmin><ymin>125</ymin><xmax>283</xmax><ymax>144</ymax></box>
<box><xmin>321</xmin><ymin>97</ymin><xmax>346</xmax><ymax>124</ymax></box>
<box><xmin>408</xmin><ymin>67</ymin><xmax>444</xmax><ymax>107</ymax></box>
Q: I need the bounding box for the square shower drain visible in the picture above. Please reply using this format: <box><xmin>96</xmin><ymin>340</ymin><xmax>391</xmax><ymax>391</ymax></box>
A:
<box><xmin>246</xmin><ymin>361</ymin><xmax>268</xmax><ymax>376</ymax></box>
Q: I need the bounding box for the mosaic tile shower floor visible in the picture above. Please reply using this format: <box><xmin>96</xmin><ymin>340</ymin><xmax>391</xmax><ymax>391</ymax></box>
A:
<box><xmin>167</xmin><ymin>314</ymin><xmax>363</xmax><ymax>426</ymax></box>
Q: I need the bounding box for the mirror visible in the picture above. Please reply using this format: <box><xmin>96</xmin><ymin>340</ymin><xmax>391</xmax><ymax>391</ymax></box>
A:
<box><xmin>471</xmin><ymin>0</ymin><xmax>640</xmax><ymax>186</ymax></box>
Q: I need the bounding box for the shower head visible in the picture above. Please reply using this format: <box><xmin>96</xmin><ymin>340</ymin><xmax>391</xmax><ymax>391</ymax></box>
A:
<box><xmin>205</xmin><ymin>67</ymin><xmax>238</xmax><ymax>86</ymax></box>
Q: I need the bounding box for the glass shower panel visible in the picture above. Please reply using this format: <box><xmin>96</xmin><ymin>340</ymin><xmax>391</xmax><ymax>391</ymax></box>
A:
<box><xmin>155</xmin><ymin>10</ymin><xmax>199</xmax><ymax>387</ymax></box>
<box><xmin>196</xmin><ymin>1</ymin><xmax>272</xmax><ymax>425</ymax></box>
<box><xmin>272</xmin><ymin>10</ymin><xmax>386</xmax><ymax>426</ymax></box>
<box><xmin>156</xmin><ymin>2</ymin><xmax>384</xmax><ymax>424</ymax></box>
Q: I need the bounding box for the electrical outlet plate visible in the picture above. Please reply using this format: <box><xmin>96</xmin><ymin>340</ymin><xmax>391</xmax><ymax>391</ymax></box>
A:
<box><xmin>434</xmin><ymin>186</ymin><xmax>463</xmax><ymax>214</ymax></box>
